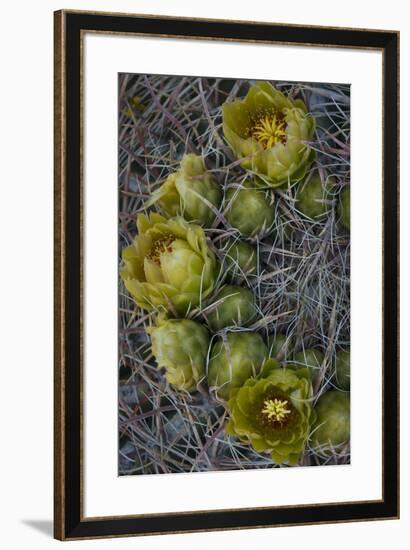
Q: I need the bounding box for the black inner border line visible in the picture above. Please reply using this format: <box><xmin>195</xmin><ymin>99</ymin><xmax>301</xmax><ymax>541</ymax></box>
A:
<box><xmin>62</xmin><ymin>12</ymin><xmax>398</xmax><ymax>539</ymax></box>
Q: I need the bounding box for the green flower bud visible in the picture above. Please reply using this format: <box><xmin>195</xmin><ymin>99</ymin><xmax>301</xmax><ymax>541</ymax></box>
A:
<box><xmin>225</xmin><ymin>180</ymin><xmax>275</xmax><ymax>237</ymax></box>
<box><xmin>337</xmin><ymin>186</ymin><xmax>350</xmax><ymax>230</ymax></box>
<box><xmin>293</xmin><ymin>349</ymin><xmax>324</xmax><ymax>378</ymax></box>
<box><xmin>145</xmin><ymin>154</ymin><xmax>222</xmax><ymax>226</ymax></box>
<box><xmin>259</xmin><ymin>357</ymin><xmax>281</xmax><ymax>378</ymax></box>
<box><xmin>208</xmin><ymin>332</ymin><xmax>268</xmax><ymax>401</ymax></box>
<box><xmin>222</xmin><ymin>81</ymin><xmax>315</xmax><ymax>187</ymax></box>
<box><xmin>207</xmin><ymin>285</ymin><xmax>257</xmax><ymax>332</ymax></box>
<box><xmin>148</xmin><ymin>317</ymin><xmax>209</xmax><ymax>392</ymax></box>
<box><xmin>312</xmin><ymin>391</ymin><xmax>350</xmax><ymax>453</ymax></box>
<box><xmin>335</xmin><ymin>349</ymin><xmax>350</xmax><ymax>390</ymax></box>
<box><xmin>221</xmin><ymin>238</ymin><xmax>258</xmax><ymax>279</ymax></box>
<box><xmin>268</xmin><ymin>334</ymin><xmax>292</xmax><ymax>361</ymax></box>
<box><xmin>226</xmin><ymin>366</ymin><xmax>314</xmax><ymax>464</ymax></box>
<box><xmin>296</xmin><ymin>172</ymin><xmax>334</xmax><ymax>219</ymax></box>
<box><xmin>120</xmin><ymin>213</ymin><xmax>217</xmax><ymax>314</ymax></box>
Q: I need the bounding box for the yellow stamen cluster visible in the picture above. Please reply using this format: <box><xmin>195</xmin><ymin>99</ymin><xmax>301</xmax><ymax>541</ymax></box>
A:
<box><xmin>248</xmin><ymin>109</ymin><xmax>287</xmax><ymax>149</ymax></box>
<box><xmin>146</xmin><ymin>236</ymin><xmax>175</xmax><ymax>264</ymax></box>
<box><xmin>261</xmin><ymin>398</ymin><xmax>291</xmax><ymax>423</ymax></box>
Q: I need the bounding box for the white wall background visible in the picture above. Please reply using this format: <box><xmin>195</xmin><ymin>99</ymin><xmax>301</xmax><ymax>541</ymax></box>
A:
<box><xmin>0</xmin><ymin>1</ymin><xmax>408</xmax><ymax>548</ymax></box>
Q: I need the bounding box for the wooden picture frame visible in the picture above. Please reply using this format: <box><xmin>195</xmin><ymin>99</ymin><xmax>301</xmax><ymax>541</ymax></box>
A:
<box><xmin>54</xmin><ymin>10</ymin><xmax>399</xmax><ymax>540</ymax></box>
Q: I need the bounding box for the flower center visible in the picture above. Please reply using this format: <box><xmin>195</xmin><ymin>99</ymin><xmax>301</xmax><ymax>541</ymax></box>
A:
<box><xmin>248</xmin><ymin>110</ymin><xmax>287</xmax><ymax>149</ymax></box>
<box><xmin>261</xmin><ymin>398</ymin><xmax>291</xmax><ymax>423</ymax></box>
<box><xmin>146</xmin><ymin>236</ymin><xmax>175</xmax><ymax>265</ymax></box>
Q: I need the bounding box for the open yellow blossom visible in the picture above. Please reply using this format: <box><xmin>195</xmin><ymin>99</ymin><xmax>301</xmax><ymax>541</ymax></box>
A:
<box><xmin>120</xmin><ymin>212</ymin><xmax>217</xmax><ymax>314</ymax></box>
<box><xmin>222</xmin><ymin>81</ymin><xmax>315</xmax><ymax>187</ymax></box>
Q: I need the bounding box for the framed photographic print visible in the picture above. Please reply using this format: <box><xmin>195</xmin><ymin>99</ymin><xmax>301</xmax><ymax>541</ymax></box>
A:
<box><xmin>54</xmin><ymin>10</ymin><xmax>399</xmax><ymax>540</ymax></box>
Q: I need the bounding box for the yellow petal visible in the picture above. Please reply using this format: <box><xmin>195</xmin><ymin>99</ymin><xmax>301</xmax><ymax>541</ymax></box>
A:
<box><xmin>143</xmin><ymin>257</ymin><xmax>165</xmax><ymax>284</ymax></box>
<box><xmin>145</xmin><ymin>174</ymin><xmax>181</xmax><ymax>218</ymax></box>
<box><xmin>121</xmin><ymin>244</ymin><xmax>145</xmax><ymax>281</ymax></box>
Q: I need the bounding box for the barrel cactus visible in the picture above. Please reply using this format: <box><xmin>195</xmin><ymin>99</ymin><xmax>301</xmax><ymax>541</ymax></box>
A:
<box><xmin>148</xmin><ymin>317</ymin><xmax>210</xmax><ymax>392</ymax></box>
<box><xmin>338</xmin><ymin>186</ymin><xmax>350</xmax><ymax>230</ymax></box>
<box><xmin>225</xmin><ymin>180</ymin><xmax>275</xmax><ymax>237</ymax></box>
<box><xmin>221</xmin><ymin>238</ymin><xmax>258</xmax><ymax>280</ymax></box>
<box><xmin>207</xmin><ymin>285</ymin><xmax>257</xmax><ymax>331</ymax></box>
<box><xmin>296</xmin><ymin>172</ymin><xmax>333</xmax><ymax>219</ymax></box>
<box><xmin>335</xmin><ymin>349</ymin><xmax>350</xmax><ymax>390</ymax></box>
<box><xmin>312</xmin><ymin>391</ymin><xmax>350</xmax><ymax>454</ymax></box>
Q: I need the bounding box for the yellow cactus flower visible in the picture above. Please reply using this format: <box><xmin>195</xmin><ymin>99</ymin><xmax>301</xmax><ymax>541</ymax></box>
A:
<box><xmin>120</xmin><ymin>212</ymin><xmax>217</xmax><ymax>314</ymax></box>
<box><xmin>222</xmin><ymin>81</ymin><xmax>315</xmax><ymax>187</ymax></box>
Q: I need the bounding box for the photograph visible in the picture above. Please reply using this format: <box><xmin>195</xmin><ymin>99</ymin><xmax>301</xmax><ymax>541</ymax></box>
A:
<box><xmin>0</xmin><ymin>0</ymin><xmax>403</xmax><ymax>545</ymax></box>
<box><xmin>118</xmin><ymin>75</ymin><xmax>351</xmax><ymax>475</ymax></box>
<box><xmin>51</xmin><ymin>9</ymin><xmax>399</xmax><ymax>539</ymax></box>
